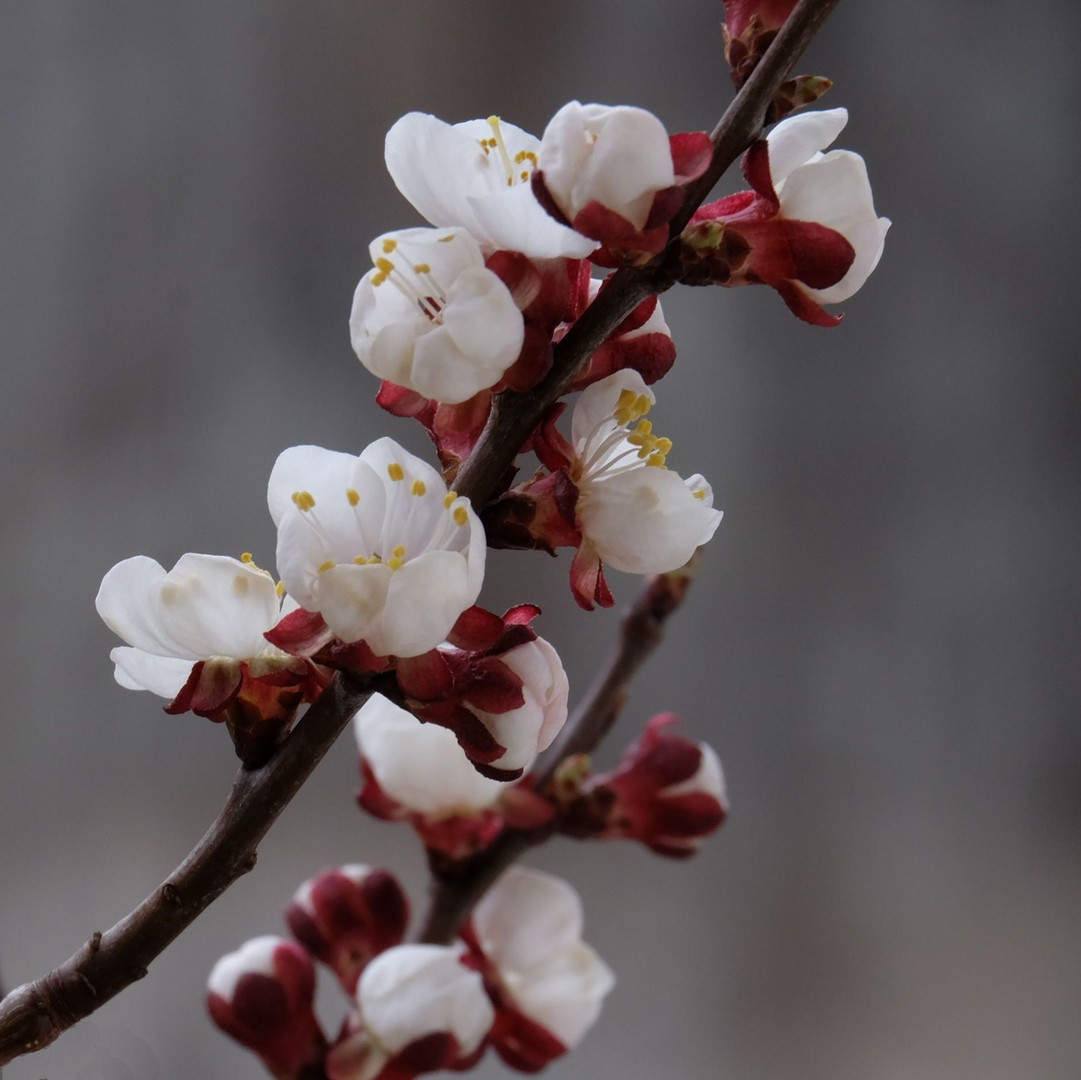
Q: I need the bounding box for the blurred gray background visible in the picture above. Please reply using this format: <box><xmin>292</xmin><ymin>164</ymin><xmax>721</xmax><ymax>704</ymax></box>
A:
<box><xmin>2</xmin><ymin>1</ymin><xmax>1079</xmax><ymax>1077</ymax></box>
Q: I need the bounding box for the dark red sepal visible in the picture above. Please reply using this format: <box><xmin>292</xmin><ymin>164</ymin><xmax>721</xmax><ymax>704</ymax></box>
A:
<box><xmin>266</xmin><ymin>608</ymin><xmax>334</xmax><ymax>658</ymax></box>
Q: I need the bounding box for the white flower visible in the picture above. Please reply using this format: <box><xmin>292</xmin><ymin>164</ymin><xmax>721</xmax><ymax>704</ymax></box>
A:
<box><xmin>384</xmin><ymin>112</ymin><xmax>595</xmax><ymax>259</ymax></box>
<box><xmin>538</xmin><ymin>102</ymin><xmax>675</xmax><ymax>231</ymax></box>
<box><xmin>570</xmin><ymin>370</ymin><xmax>722</xmax><ymax>574</ymax></box>
<box><xmin>268</xmin><ymin>438</ymin><xmax>485</xmax><ymax>657</ymax></box>
<box><xmin>350</xmin><ymin>227</ymin><xmax>524</xmax><ymax>404</ymax></box>
<box><xmin>458</xmin><ymin>635</ymin><xmax>569</xmax><ymax>774</ymax></box>
<box><xmin>354</xmin><ymin>694</ymin><xmax>505</xmax><ymax>817</ymax></box>
<box><xmin>472</xmin><ymin>867</ymin><xmax>614</xmax><ymax>1051</ymax></box>
<box><xmin>95</xmin><ymin>552</ymin><xmax>288</xmax><ymax>699</ymax></box>
<box><xmin>766</xmin><ymin>107</ymin><xmax>890</xmax><ymax>304</ymax></box>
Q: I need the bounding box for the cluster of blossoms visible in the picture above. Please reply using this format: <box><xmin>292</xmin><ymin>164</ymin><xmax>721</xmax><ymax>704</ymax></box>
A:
<box><xmin>92</xmin><ymin>4</ymin><xmax>885</xmax><ymax>1075</ymax></box>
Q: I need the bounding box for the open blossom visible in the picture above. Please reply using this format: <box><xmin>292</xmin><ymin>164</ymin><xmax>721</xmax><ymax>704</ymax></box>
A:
<box><xmin>286</xmin><ymin>865</ymin><xmax>410</xmax><ymax>994</ymax></box>
<box><xmin>207</xmin><ymin>936</ymin><xmax>326</xmax><ymax>1080</ymax></box>
<box><xmin>384</xmin><ymin>112</ymin><xmax>596</xmax><ymax>260</ymax></box>
<box><xmin>532</xmin><ymin>102</ymin><xmax>712</xmax><ymax>264</ymax></box>
<box><xmin>488</xmin><ymin>369</ymin><xmax>722</xmax><ymax>609</ymax></box>
<box><xmin>96</xmin><ymin>552</ymin><xmax>309</xmax><ymax>763</ymax></box>
<box><xmin>561</xmin><ymin>713</ymin><xmax>728</xmax><ymax>857</ymax></box>
<box><xmin>268</xmin><ymin>438</ymin><xmax>485</xmax><ymax>658</ymax></box>
<box><xmin>682</xmin><ymin>108</ymin><xmax>889</xmax><ymax>326</ymax></box>
<box><xmin>327</xmin><ymin>945</ymin><xmax>493</xmax><ymax>1080</ymax></box>
<box><xmin>463</xmin><ymin>867</ymin><xmax>615</xmax><ymax>1071</ymax></box>
<box><xmin>350</xmin><ymin>227</ymin><xmax>524</xmax><ymax>405</ymax></box>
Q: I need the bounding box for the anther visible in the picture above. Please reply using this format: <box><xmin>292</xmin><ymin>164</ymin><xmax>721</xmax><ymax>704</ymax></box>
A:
<box><xmin>387</xmin><ymin>463</ymin><xmax>405</xmax><ymax>481</ymax></box>
<box><xmin>317</xmin><ymin>560</ymin><xmax>336</xmax><ymax>573</ymax></box>
<box><xmin>291</xmin><ymin>491</ymin><xmax>316</xmax><ymax>511</ymax></box>
<box><xmin>453</xmin><ymin>506</ymin><xmax>469</xmax><ymax>526</ymax></box>
<box><xmin>346</xmin><ymin>488</ymin><xmax>360</xmax><ymax>506</ymax></box>
<box><xmin>411</xmin><ymin>479</ymin><xmax>427</xmax><ymax>496</ymax></box>
<box><xmin>444</xmin><ymin>491</ymin><xmax>458</xmax><ymax>508</ymax></box>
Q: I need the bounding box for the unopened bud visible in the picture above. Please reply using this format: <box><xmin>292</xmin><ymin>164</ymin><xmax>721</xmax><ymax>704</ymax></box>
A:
<box><xmin>207</xmin><ymin>935</ymin><xmax>325</xmax><ymax>1079</ymax></box>
<box><xmin>286</xmin><ymin>865</ymin><xmax>410</xmax><ymax>993</ymax></box>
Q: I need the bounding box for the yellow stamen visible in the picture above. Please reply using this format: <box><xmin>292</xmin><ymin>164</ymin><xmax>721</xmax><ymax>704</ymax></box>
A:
<box><xmin>693</xmin><ymin>489</ymin><xmax>707</xmax><ymax>500</ymax></box>
<box><xmin>444</xmin><ymin>490</ymin><xmax>458</xmax><ymax>508</ymax></box>
<box><xmin>241</xmin><ymin>552</ymin><xmax>254</xmax><ymax>563</ymax></box>
<box><xmin>387</xmin><ymin>557</ymin><xmax>404</xmax><ymax>571</ymax></box>
<box><xmin>354</xmin><ymin>555</ymin><xmax>368</xmax><ymax>564</ymax></box>
<box><xmin>411</xmin><ymin>479</ymin><xmax>427</xmax><ymax>496</ymax></box>
<box><xmin>412</xmin><ymin>263</ymin><xmax>431</xmax><ymax>274</ymax></box>
<box><xmin>317</xmin><ymin>559</ymin><xmax>335</xmax><ymax>573</ymax></box>
<box><xmin>276</xmin><ymin>581</ymin><xmax>286</xmax><ymax>597</ymax></box>
<box><xmin>375</xmin><ymin>257</ymin><xmax>395</xmax><ymax>275</ymax></box>
<box><xmin>486</xmin><ymin>116</ymin><xmax>516</xmax><ymax>186</ymax></box>
<box><xmin>453</xmin><ymin>506</ymin><xmax>468</xmax><ymax>526</ymax></box>
<box><xmin>292</xmin><ymin>490</ymin><xmax>316</xmax><ymax>511</ymax></box>
<box><xmin>382</xmin><ymin>238</ymin><xmax>398</xmax><ymax>253</ymax></box>
<box><xmin>437</xmin><ymin>234</ymin><xmax>456</xmax><ymax>243</ymax></box>
<box><xmin>346</xmin><ymin>488</ymin><xmax>360</xmax><ymax>507</ymax></box>
<box><xmin>391</xmin><ymin>545</ymin><xmax>406</xmax><ymax>559</ymax></box>
<box><xmin>387</xmin><ymin>463</ymin><xmax>405</xmax><ymax>481</ymax></box>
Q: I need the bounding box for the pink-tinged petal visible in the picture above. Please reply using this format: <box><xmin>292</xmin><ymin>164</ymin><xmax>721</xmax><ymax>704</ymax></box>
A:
<box><xmin>264</xmin><ymin>607</ymin><xmax>333</xmax><ymax>658</ymax></box>
<box><xmin>669</xmin><ymin>130</ymin><xmax>713</xmax><ymax>182</ymax></box>
<box><xmin>773</xmin><ymin>279</ymin><xmax>843</xmax><ymax>327</ymax></box>
<box><xmin>765</xmin><ymin>107</ymin><xmax>848</xmax><ymax>186</ymax></box>
<box><xmin>447</xmin><ymin>605</ymin><xmax>508</xmax><ymax>652</ymax></box>
<box><xmin>571</xmin><ymin>369</ymin><xmax>655</xmax><ymax>448</ymax></box>
<box><xmin>110</xmin><ymin>646</ymin><xmax>193</xmax><ymax>698</ymax></box>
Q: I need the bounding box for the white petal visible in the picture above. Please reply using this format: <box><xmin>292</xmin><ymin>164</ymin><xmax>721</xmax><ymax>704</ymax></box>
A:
<box><xmin>315</xmin><ymin>562</ymin><xmax>393</xmax><ymax>647</ymax></box>
<box><xmin>385</xmin><ymin>113</ymin><xmax>493</xmax><ymax>232</ymax></box>
<box><xmin>110</xmin><ymin>647</ymin><xmax>193</xmax><ymax>698</ymax></box>
<box><xmin>358</xmin><ymin>944</ymin><xmax>493</xmax><ymax>1056</ymax></box>
<box><xmin>581</xmin><ymin>465</ymin><xmax>722</xmax><ymax>574</ymax></box>
<box><xmin>379</xmin><ymin>550</ymin><xmax>473</xmax><ymax>658</ymax></box>
<box><xmin>440</xmin><ymin>267</ymin><xmax>524</xmax><ymax>370</ymax></box>
<box><xmin>780</xmin><ymin>151</ymin><xmax>890</xmax><ymax>305</ymax></box>
<box><xmin>97</xmin><ymin>556</ymin><xmax>188</xmax><ymax>657</ymax></box>
<box><xmin>268</xmin><ymin>445</ymin><xmax>363</xmax><ymax>528</ymax></box>
<box><xmin>155</xmin><ymin>554</ymin><xmax>281</xmax><ymax>659</ymax></box>
<box><xmin>766</xmin><ymin>107</ymin><xmax>848</xmax><ymax>187</ymax></box>
<box><xmin>354</xmin><ymin>694</ymin><xmax>503</xmax><ymax>815</ymax></box>
<box><xmin>512</xmin><ymin>941</ymin><xmax>615</xmax><ymax>1049</ymax></box>
<box><xmin>466</xmin><ymin>183</ymin><xmax>597</xmax><ymax>259</ymax></box>
<box><xmin>474</xmin><ymin>868</ymin><xmax>584</xmax><ymax>969</ymax></box>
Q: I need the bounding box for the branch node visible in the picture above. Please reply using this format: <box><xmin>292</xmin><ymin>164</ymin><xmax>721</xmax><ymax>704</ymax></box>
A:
<box><xmin>161</xmin><ymin>883</ymin><xmax>183</xmax><ymax>909</ymax></box>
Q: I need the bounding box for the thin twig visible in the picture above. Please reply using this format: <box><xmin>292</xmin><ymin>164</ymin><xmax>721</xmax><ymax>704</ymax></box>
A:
<box><xmin>0</xmin><ymin>0</ymin><xmax>841</xmax><ymax>1063</ymax></box>
<box><xmin>416</xmin><ymin>561</ymin><xmax>699</xmax><ymax>945</ymax></box>
<box><xmin>0</xmin><ymin>674</ymin><xmax>382</xmax><ymax>1066</ymax></box>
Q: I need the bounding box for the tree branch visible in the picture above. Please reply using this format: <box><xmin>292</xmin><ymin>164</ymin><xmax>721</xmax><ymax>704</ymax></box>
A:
<box><xmin>0</xmin><ymin>0</ymin><xmax>841</xmax><ymax>1063</ymax></box>
<box><xmin>416</xmin><ymin>560</ymin><xmax>699</xmax><ymax>945</ymax></box>
<box><xmin>0</xmin><ymin>674</ymin><xmax>382</xmax><ymax>1066</ymax></box>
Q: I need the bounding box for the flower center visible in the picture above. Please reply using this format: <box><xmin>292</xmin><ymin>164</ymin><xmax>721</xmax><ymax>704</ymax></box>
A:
<box><xmin>370</xmin><ymin>237</ymin><xmax>451</xmax><ymax>322</ymax></box>
<box><xmin>577</xmin><ymin>387</ymin><xmax>674</xmax><ymax>485</ymax></box>
<box><xmin>478</xmin><ymin>116</ymin><xmax>538</xmax><ymax>187</ymax></box>
<box><xmin>288</xmin><ymin>467</ymin><xmax>470</xmax><ymax>579</ymax></box>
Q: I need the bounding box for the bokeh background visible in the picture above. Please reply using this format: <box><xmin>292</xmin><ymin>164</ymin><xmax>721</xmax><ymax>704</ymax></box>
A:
<box><xmin>2</xmin><ymin>2</ymin><xmax>1079</xmax><ymax>1077</ymax></box>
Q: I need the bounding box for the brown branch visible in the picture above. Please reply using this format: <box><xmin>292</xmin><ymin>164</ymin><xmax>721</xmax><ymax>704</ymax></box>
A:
<box><xmin>0</xmin><ymin>674</ymin><xmax>382</xmax><ymax>1066</ymax></box>
<box><xmin>416</xmin><ymin>560</ymin><xmax>699</xmax><ymax>945</ymax></box>
<box><xmin>452</xmin><ymin>0</ymin><xmax>842</xmax><ymax>509</ymax></box>
<box><xmin>0</xmin><ymin>0</ymin><xmax>841</xmax><ymax>1064</ymax></box>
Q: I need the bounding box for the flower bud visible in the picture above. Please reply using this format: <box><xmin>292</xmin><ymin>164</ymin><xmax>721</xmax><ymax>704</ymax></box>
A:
<box><xmin>722</xmin><ymin>0</ymin><xmax>798</xmax><ymax>85</ymax></box>
<box><xmin>326</xmin><ymin>944</ymin><xmax>494</xmax><ymax>1080</ymax></box>
<box><xmin>286</xmin><ymin>865</ymin><xmax>410</xmax><ymax>994</ymax></box>
<box><xmin>533</xmin><ymin>102</ymin><xmax>711</xmax><ymax>265</ymax></box>
<box><xmin>207</xmin><ymin>935</ymin><xmax>326</xmax><ymax>1080</ymax></box>
<box><xmin>563</xmin><ymin>713</ymin><xmax>728</xmax><ymax>856</ymax></box>
<box><xmin>464</xmin><ymin>867</ymin><xmax>614</xmax><ymax>1070</ymax></box>
<box><xmin>354</xmin><ymin>694</ymin><xmax>507</xmax><ymax>859</ymax></box>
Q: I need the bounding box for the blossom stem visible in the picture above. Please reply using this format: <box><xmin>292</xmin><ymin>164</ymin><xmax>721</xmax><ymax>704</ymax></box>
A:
<box><xmin>0</xmin><ymin>0</ymin><xmax>841</xmax><ymax>1064</ymax></box>
<box><xmin>416</xmin><ymin>560</ymin><xmax>699</xmax><ymax>945</ymax></box>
